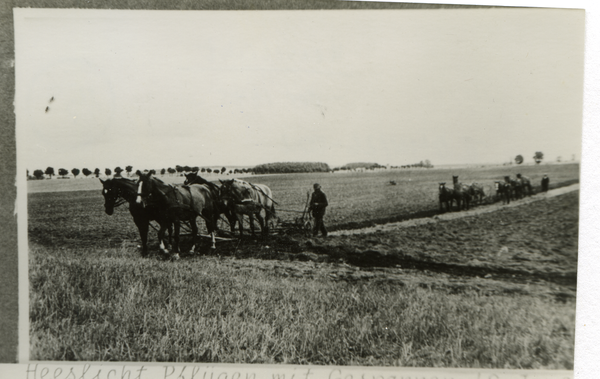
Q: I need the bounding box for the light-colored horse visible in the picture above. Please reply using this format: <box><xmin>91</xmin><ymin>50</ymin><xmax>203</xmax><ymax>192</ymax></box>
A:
<box><xmin>219</xmin><ymin>178</ymin><xmax>276</xmax><ymax>236</ymax></box>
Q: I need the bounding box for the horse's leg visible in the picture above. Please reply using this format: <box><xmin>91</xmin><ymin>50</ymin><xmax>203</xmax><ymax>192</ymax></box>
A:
<box><xmin>157</xmin><ymin>224</ymin><xmax>169</xmax><ymax>255</ymax></box>
<box><xmin>171</xmin><ymin>221</ymin><xmax>181</xmax><ymax>260</ymax></box>
<box><xmin>167</xmin><ymin>223</ymin><xmax>173</xmax><ymax>248</ymax></box>
<box><xmin>236</xmin><ymin>213</ymin><xmax>244</xmax><ymax>237</ymax></box>
<box><xmin>134</xmin><ymin>217</ymin><xmax>149</xmax><ymax>257</ymax></box>
<box><xmin>249</xmin><ymin>213</ymin><xmax>258</xmax><ymax>236</ymax></box>
<box><xmin>209</xmin><ymin>214</ymin><xmax>217</xmax><ymax>250</ymax></box>
<box><xmin>188</xmin><ymin>217</ymin><xmax>198</xmax><ymax>255</ymax></box>
<box><xmin>226</xmin><ymin>209</ymin><xmax>237</xmax><ymax>234</ymax></box>
<box><xmin>255</xmin><ymin>212</ymin><xmax>266</xmax><ymax>236</ymax></box>
<box><xmin>265</xmin><ymin>205</ymin><xmax>273</xmax><ymax>235</ymax></box>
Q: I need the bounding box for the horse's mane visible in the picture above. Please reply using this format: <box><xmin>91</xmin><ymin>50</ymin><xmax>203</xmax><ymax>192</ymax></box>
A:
<box><xmin>110</xmin><ymin>177</ymin><xmax>137</xmax><ymax>190</ymax></box>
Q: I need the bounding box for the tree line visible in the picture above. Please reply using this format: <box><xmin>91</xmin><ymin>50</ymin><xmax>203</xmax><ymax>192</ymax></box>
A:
<box><xmin>27</xmin><ymin>165</ymin><xmax>255</xmax><ymax>180</ymax></box>
<box><xmin>29</xmin><ymin>157</ymin><xmax>457</xmax><ymax>180</ymax></box>
<box><xmin>252</xmin><ymin>162</ymin><xmax>331</xmax><ymax>174</ymax></box>
<box><xmin>332</xmin><ymin>160</ymin><xmax>434</xmax><ymax>171</ymax></box>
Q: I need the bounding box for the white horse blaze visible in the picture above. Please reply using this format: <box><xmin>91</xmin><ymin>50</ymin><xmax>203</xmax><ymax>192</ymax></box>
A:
<box><xmin>135</xmin><ymin>182</ymin><xmax>143</xmax><ymax>205</ymax></box>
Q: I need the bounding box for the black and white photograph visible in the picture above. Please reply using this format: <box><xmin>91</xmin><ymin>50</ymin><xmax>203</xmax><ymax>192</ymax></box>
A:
<box><xmin>11</xmin><ymin>1</ymin><xmax>592</xmax><ymax>375</ymax></box>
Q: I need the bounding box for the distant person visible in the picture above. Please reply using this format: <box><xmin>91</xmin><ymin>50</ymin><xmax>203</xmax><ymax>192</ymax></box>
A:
<box><xmin>309</xmin><ymin>183</ymin><xmax>328</xmax><ymax>237</ymax></box>
<box><xmin>541</xmin><ymin>174</ymin><xmax>550</xmax><ymax>192</ymax></box>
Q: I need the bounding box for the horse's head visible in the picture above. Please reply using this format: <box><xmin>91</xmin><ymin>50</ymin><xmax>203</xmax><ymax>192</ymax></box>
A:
<box><xmin>452</xmin><ymin>175</ymin><xmax>459</xmax><ymax>184</ymax></box>
<box><xmin>100</xmin><ymin>178</ymin><xmax>118</xmax><ymax>215</ymax></box>
<box><xmin>438</xmin><ymin>182</ymin><xmax>447</xmax><ymax>194</ymax></box>
<box><xmin>135</xmin><ymin>170</ymin><xmax>155</xmax><ymax>208</ymax></box>
<box><xmin>184</xmin><ymin>172</ymin><xmax>198</xmax><ymax>185</ymax></box>
<box><xmin>219</xmin><ymin>179</ymin><xmax>251</xmax><ymax>205</ymax></box>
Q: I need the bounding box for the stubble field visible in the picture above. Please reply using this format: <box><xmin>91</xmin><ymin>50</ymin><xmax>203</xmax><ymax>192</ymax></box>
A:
<box><xmin>28</xmin><ymin>163</ymin><xmax>579</xmax><ymax>368</ymax></box>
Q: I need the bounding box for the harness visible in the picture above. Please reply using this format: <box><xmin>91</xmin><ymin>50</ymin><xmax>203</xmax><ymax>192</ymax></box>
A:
<box><xmin>162</xmin><ymin>184</ymin><xmax>196</xmax><ymax>212</ymax></box>
<box><xmin>105</xmin><ymin>181</ymin><xmax>134</xmax><ymax>209</ymax></box>
<box><xmin>112</xmin><ymin>189</ymin><xmax>128</xmax><ymax>208</ymax></box>
<box><xmin>221</xmin><ymin>182</ymin><xmax>276</xmax><ymax>217</ymax></box>
<box><xmin>248</xmin><ymin>182</ymin><xmax>279</xmax><ymax>205</ymax></box>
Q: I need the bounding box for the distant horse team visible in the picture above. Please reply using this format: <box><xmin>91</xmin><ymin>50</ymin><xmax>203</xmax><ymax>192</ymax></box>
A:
<box><xmin>439</xmin><ymin>173</ymin><xmax>542</xmax><ymax>212</ymax></box>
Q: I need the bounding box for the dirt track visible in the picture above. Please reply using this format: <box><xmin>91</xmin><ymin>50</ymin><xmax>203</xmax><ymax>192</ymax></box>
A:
<box><xmin>330</xmin><ymin>183</ymin><xmax>580</xmax><ymax>237</ymax></box>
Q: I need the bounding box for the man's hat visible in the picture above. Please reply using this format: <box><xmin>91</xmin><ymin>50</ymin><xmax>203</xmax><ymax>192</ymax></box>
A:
<box><xmin>313</xmin><ymin>183</ymin><xmax>321</xmax><ymax>189</ymax></box>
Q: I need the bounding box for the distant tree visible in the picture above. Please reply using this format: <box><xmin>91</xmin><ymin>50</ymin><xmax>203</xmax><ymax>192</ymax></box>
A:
<box><xmin>221</xmin><ymin>167</ymin><xmax>227</xmax><ymax>174</ymax></box>
<box><xmin>192</xmin><ymin>166</ymin><xmax>200</xmax><ymax>173</ymax></box>
<box><xmin>176</xmin><ymin>165</ymin><xmax>183</xmax><ymax>174</ymax></box>
<box><xmin>149</xmin><ymin>169</ymin><xmax>156</xmax><ymax>175</ymax></box>
<box><xmin>114</xmin><ymin>167</ymin><xmax>123</xmax><ymax>177</ymax></box>
<box><xmin>58</xmin><ymin>168</ymin><xmax>68</xmax><ymax>178</ymax></box>
<box><xmin>126</xmin><ymin>165</ymin><xmax>133</xmax><ymax>176</ymax></box>
<box><xmin>26</xmin><ymin>169</ymin><xmax>29</xmax><ymax>178</ymax></box>
<box><xmin>82</xmin><ymin>168</ymin><xmax>92</xmax><ymax>177</ymax></box>
<box><xmin>71</xmin><ymin>168</ymin><xmax>80</xmax><ymax>178</ymax></box>
<box><xmin>33</xmin><ymin>169</ymin><xmax>44</xmax><ymax>180</ymax></box>
<box><xmin>105</xmin><ymin>168</ymin><xmax>112</xmax><ymax>176</ymax></box>
<box><xmin>207</xmin><ymin>168</ymin><xmax>212</xmax><ymax>173</ymax></box>
<box><xmin>533</xmin><ymin>151</ymin><xmax>544</xmax><ymax>164</ymax></box>
<box><xmin>45</xmin><ymin>167</ymin><xmax>55</xmax><ymax>178</ymax></box>
<box><xmin>183</xmin><ymin>165</ymin><xmax>192</xmax><ymax>172</ymax></box>
<box><xmin>168</xmin><ymin>167</ymin><xmax>176</xmax><ymax>175</ymax></box>
<box><xmin>161</xmin><ymin>168</ymin><xmax>166</xmax><ymax>175</ymax></box>
<box><xmin>94</xmin><ymin>168</ymin><xmax>100</xmax><ymax>178</ymax></box>
<box><xmin>515</xmin><ymin>155</ymin><xmax>524</xmax><ymax>165</ymax></box>
<box><xmin>201</xmin><ymin>168</ymin><xmax>206</xmax><ymax>173</ymax></box>
<box><xmin>229</xmin><ymin>170</ymin><xmax>233</xmax><ymax>174</ymax></box>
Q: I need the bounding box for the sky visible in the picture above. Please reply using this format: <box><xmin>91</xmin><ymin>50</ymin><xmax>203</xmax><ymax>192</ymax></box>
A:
<box><xmin>14</xmin><ymin>7</ymin><xmax>584</xmax><ymax>171</ymax></box>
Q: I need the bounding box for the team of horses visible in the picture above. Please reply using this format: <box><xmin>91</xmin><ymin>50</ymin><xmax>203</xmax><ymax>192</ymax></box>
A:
<box><xmin>101</xmin><ymin>171</ymin><xmax>276</xmax><ymax>260</ymax></box>
<box><xmin>438</xmin><ymin>173</ymin><xmax>535</xmax><ymax>212</ymax></box>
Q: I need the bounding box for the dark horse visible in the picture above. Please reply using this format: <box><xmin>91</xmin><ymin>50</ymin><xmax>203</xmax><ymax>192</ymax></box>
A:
<box><xmin>516</xmin><ymin>173</ymin><xmax>534</xmax><ymax>197</ymax></box>
<box><xmin>183</xmin><ymin>172</ymin><xmax>238</xmax><ymax>234</ymax></box>
<box><xmin>438</xmin><ymin>182</ymin><xmax>455</xmax><ymax>212</ymax></box>
<box><xmin>505</xmin><ymin>175</ymin><xmax>523</xmax><ymax>200</ymax></box>
<box><xmin>219</xmin><ymin>178</ymin><xmax>277</xmax><ymax>236</ymax></box>
<box><xmin>135</xmin><ymin>171</ymin><xmax>220</xmax><ymax>259</ymax></box>
<box><xmin>452</xmin><ymin>175</ymin><xmax>472</xmax><ymax>210</ymax></box>
<box><xmin>494</xmin><ymin>181</ymin><xmax>511</xmax><ymax>204</ymax></box>
<box><xmin>100</xmin><ymin>177</ymin><xmax>172</xmax><ymax>257</ymax></box>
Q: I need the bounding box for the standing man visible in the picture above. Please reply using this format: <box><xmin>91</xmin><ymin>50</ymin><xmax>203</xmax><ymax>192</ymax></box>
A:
<box><xmin>541</xmin><ymin>174</ymin><xmax>550</xmax><ymax>192</ymax></box>
<box><xmin>309</xmin><ymin>183</ymin><xmax>328</xmax><ymax>237</ymax></box>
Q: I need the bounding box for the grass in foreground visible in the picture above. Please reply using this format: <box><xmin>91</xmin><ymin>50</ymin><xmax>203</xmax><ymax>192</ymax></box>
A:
<box><xmin>30</xmin><ymin>244</ymin><xmax>575</xmax><ymax>368</ymax></box>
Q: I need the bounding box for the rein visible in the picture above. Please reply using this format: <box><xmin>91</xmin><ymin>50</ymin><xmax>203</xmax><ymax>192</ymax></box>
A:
<box><xmin>248</xmin><ymin>182</ymin><xmax>279</xmax><ymax>205</ymax></box>
<box><xmin>107</xmin><ymin>185</ymin><xmax>131</xmax><ymax>209</ymax></box>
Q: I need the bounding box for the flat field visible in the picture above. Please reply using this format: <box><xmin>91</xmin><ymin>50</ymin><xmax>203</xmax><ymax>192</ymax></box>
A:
<box><xmin>28</xmin><ymin>163</ymin><xmax>579</xmax><ymax>368</ymax></box>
